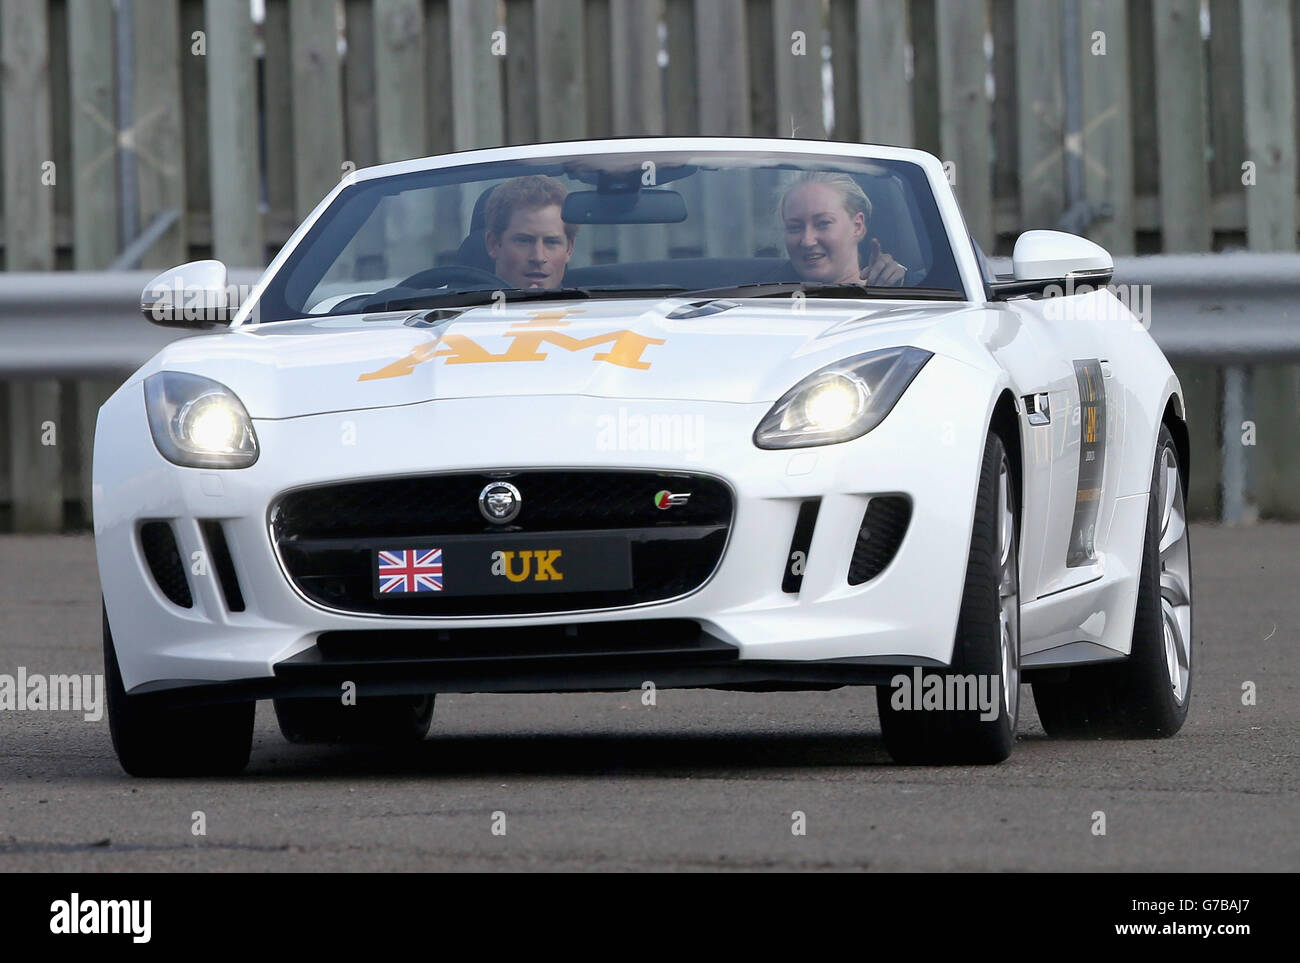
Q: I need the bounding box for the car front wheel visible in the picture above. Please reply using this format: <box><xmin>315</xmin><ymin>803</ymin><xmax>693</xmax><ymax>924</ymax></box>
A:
<box><xmin>104</xmin><ymin>603</ymin><xmax>254</xmax><ymax>777</ymax></box>
<box><xmin>876</xmin><ymin>428</ymin><xmax>1021</xmax><ymax>764</ymax></box>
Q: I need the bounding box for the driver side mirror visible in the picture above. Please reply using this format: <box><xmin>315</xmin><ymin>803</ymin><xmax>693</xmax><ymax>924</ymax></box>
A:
<box><xmin>990</xmin><ymin>231</ymin><xmax>1113</xmax><ymax>299</ymax></box>
<box><xmin>141</xmin><ymin>259</ymin><xmax>233</xmax><ymax>328</ymax></box>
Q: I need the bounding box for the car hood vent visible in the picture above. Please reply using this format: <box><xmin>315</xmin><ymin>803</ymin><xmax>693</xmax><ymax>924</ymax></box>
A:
<box><xmin>665</xmin><ymin>299</ymin><xmax>742</xmax><ymax>320</ymax></box>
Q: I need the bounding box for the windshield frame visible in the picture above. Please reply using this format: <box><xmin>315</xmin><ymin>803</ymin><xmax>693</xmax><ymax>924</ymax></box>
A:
<box><xmin>232</xmin><ymin>137</ymin><xmax>980</xmax><ymax>327</ymax></box>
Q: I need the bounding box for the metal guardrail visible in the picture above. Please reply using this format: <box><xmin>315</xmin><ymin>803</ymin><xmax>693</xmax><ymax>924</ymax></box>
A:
<box><xmin>0</xmin><ymin>256</ymin><xmax>1297</xmax><ymax>528</ymax></box>
<box><xmin>1</xmin><ymin>256</ymin><xmax>1297</xmax><ymax>377</ymax></box>
<box><xmin>0</xmin><ymin>269</ymin><xmax>262</xmax><ymax>378</ymax></box>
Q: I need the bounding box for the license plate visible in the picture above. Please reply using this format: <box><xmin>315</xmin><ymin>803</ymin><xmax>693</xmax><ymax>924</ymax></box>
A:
<box><xmin>373</xmin><ymin>533</ymin><xmax>632</xmax><ymax>597</ymax></box>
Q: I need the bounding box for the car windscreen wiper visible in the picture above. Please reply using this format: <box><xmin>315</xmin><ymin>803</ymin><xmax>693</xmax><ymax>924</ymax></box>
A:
<box><xmin>680</xmin><ymin>281</ymin><xmax>968</xmax><ymax>301</ymax></box>
<box><xmin>376</xmin><ymin>286</ymin><xmax>596</xmax><ymax>312</ymax></box>
<box><xmin>376</xmin><ymin>284</ymin><xmax>689</xmax><ymax>312</ymax></box>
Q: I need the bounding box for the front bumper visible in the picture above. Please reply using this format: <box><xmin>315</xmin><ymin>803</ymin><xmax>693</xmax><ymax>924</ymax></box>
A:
<box><xmin>94</xmin><ymin>353</ymin><xmax>995</xmax><ymax>698</ymax></box>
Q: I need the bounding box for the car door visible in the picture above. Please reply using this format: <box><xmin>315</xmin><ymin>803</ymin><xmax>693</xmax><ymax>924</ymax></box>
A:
<box><xmin>1002</xmin><ymin>289</ymin><xmax>1125</xmax><ymax>598</ymax></box>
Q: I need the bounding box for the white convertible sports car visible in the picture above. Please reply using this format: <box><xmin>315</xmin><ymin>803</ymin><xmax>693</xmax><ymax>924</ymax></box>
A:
<box><xmin>95</xmin><ymin>137</ymin><xmax>1193</xmax><ymax>775</ymax></box>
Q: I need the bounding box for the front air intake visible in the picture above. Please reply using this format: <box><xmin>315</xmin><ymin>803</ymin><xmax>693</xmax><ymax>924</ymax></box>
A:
<box><xmin>200</xmin><ymin>520</ymin><xmax>246</xmax><ymax>612</ymax></box>
<box><xmin>139</xmin><ymin>521</ymin><xmax>193</xmax><ymax>608</ymax></box>
<box><xmin>847</xmin><ymin>496</ymin><xmax>911</xmax><ymax>586</ymax></box>
<box><xmin>782</xmin><ymin>499</ymin><xmax>821</xmax><ymax>593</ymax></box>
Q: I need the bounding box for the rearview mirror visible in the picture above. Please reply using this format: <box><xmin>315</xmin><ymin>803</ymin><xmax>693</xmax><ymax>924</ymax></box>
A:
<box><xmin>562</xmin><ymin>189</ymin><xmax>687</xmax><ymax>225</ymax></box>
<box><xmin>141</xmin><ymin>259</ymin><xmax>233</xmax><ymax>328</ymax></box>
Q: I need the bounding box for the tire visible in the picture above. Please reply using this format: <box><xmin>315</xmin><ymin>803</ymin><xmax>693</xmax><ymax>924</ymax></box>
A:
<box><xmin>104</xmin><ymin>603</ymin><xmax>254</xmax><ymax>777</ymax></box>
<box><xmin>876</xmin><ymin>429</ymin><xmax>1021</xmax><ymax>764</ymax></box>
<box><xmin>1032</xmin><ymin>423</ymin><xmax>1192</xmax><ymax>738</ymax></box>
<box><xmin>273</xmin><ymin>693</ymin><xmax>435</xmax><ymax>745</ymax></box>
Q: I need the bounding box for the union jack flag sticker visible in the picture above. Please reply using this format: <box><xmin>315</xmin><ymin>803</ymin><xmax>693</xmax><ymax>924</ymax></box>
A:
<box><xmin>377</xmin><ymin>548</ymin><xmax>444</xmax><ymax>593</ymax></box>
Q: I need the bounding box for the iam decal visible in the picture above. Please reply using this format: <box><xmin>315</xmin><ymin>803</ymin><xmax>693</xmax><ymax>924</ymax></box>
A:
<box><xmin>358</xmin><ymin>308</ymin><xmax>666</xmax><ymax>381</ymax></box>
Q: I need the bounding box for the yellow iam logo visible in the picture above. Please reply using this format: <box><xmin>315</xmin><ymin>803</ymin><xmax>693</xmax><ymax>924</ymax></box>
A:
<box><xmin>358</xmin><ymin>309</ymin><xmax>665</xmax><ymax>381</ymax></box>
<box><xmin>490</xmin><ymin>549</ymin><xmax>563</xmax><ymax>583</ymax></box>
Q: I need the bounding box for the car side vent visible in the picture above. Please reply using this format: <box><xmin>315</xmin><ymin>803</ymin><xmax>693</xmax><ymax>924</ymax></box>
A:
<box><xmin>200</xmin><ymin>520</ymin><xmax>246</xmax><ymax>612</ymax></box>
<box><xmin>847</xmin><ymin>496</ymin><xmax>911</xmax><ymax>586</ymax></box>
<box><xmin>782</xmin><ymin>499</ymin><xmax>821</xmax><ymax>593</ymax></box>
<box><xmin>139</xmin><ymin>521</ymin><xmax>193</xmax><ymax>608</ymax></box>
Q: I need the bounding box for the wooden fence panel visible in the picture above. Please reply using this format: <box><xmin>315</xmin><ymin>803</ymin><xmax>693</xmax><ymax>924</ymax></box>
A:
<box><xmin>829</xmin><ymin>0</ymin><xmax>856</xmax><ymax>142</ymax></box>
<box><xmin>664</xmin><ymin>0</ymin><xmax>697</xmax><ymax>136</ymax></box>
<box><xmin>134</xmin><ymin>0</ymin><xmax>187</xmax><ymax>270</ymax></box>
<box><xmin>664</xmin><ymin>0</ymin><xmax>703</xmax><ymax>256</ymax></box>
<box><xmin>264</xmin><ymin>0</ymin><xmax>295</xmax><ymax>224</ymax></box>
<box><xmin>374</xmin><ymin>0</ymin><xmax>426</xmax><ymax>162</ymax></box>
<box><xmin>69</xmin><ymin>0</ymin><xmax>118</xmax><ymax>269</ymax></box>
<box><xmin>1080</xmin><ymin>0</ymin><xmax>1134</xmax><ymax>256</ymax></box>
<box><xmin>204</xmin><ymin>0</ymin><xmax>262</xmax><ymax>266</ymax></box>
<box><xmin>290</xmin><ymin>0</ymin><xmax>345</xmax><ymax>220</ymax></box>
<box><xmin>772</xmin><ymin>0</ymin><xmax>825</xmax><ymax>140</ymax></box>
<box><xmin>2</xmin><ymin>2</ymin><xmax>63</xmax><ymax>532</ymax></box>
<box><xmin>504</xmin><ymin>0</ymin><xmax>538</xmax><ymax>145</ymax></box>
<box><xmin>937</xmin><ymin>0</ymin><xmax>992</xmax><ymax>251</ymax></box>
<box><xmin>1152</xmin><ymin>0</ymin><xmax>1211</xmax><ymax>252</ymax></box>
<box><xmin>610</xmin><ymin>0</ymin><xmax>665</xmax><ymax>262</ymax></box>
<box><xmin>909</xmin><ymin>0</ymin><xmax>940</xmax><ymax>157</ymax></box>
<box><xmin>1207</xmin><ymin>0</ymin><xmax>1244</xmax><ymax>234</ymax></box>
<box><xmin>50</xmin><ymin>0</ymin><xmax>71</xmax><ymax>269</ymax></box>
<box><xmin>179</xmin><ymin>0</ymin><xmax>210</xmax><ymax>248</ymax></box>
<box><xmin>450</xmin><ymin>0</ymin><xmax>503</xmax><ymax>150</ymax></box>
<box><xmin>991</xmin><ymin>0</ymin><xmax>1017</xmax><ymax>238</ymax></box>
<box><xmin>747</xmin><ymin>0</ymin><xmax>778</xmax><ymax>137</ymax></box>
<box><xmin>857</xmin><ymin>0</ymin><xmax>912</xmax><ymax>148</ymax></box>
<box><xmin>535</xmin><ymin>0</ymin><xmax>586</xmax><ymax>141</ymax></box>
<box><xmin>1015</xmin><ymin>0</ymin><xmax>1064</xmax><ymax>230</ymax></box>
<box><xmin>343</xmin><ymin>0</ymin><xmax>379</xmax><ymax>170</ymax></box>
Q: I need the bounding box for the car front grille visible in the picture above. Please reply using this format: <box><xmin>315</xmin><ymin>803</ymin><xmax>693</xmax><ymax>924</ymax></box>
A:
<box><xmin>271</xmin><ymin>470</ymin><xmax>733</xmax><ymax>615</ymax></box>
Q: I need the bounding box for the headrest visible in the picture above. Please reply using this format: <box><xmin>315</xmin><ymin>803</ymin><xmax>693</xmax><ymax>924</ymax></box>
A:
<box><xmin>456</xmin><ymin>184</ymin><xmax>500</xmax><ymax>271</ymax></box>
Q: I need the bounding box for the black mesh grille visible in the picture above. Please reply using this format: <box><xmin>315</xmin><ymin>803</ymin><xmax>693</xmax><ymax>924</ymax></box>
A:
<box><xmin>847</xmin><ymin>496</ymin><xmax>911</xmax><ymax>585</ymax></box>
<box><xmin>200</xmin><ymin>521</ymin><xmax>245</xmax><ymax>612</ymax></box>
<box><xmin>139</xmin><ymin>521</ymin><xmax>193</xmax><ymax>608</ymax></box>
<box><xmin>273</xmin><ymin>470</ymin><xmax>731</xmax><ymax>538</ymax></box>
<box><xmin>272</xmin><ymin>470</ymin><xmax>733</xmax><ymax>615</ymax></box>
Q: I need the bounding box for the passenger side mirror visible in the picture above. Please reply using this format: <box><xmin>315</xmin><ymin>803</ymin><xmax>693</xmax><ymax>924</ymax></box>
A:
<box><xmin>990</xmin><ymin>231</ymin><xmax>1113</xmax><ymax>299</ymax></box>
<box><xmin>141</xmin><ymin>260</ymin><xmax>233</xmax><ymax>328</ymax></box>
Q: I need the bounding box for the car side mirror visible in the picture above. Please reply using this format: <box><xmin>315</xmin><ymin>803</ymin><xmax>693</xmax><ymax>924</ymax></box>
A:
<box><xmin>141</xmin><ymin>259</ymin><xmax>233</xmax><ymax>328</ymax></box>
<box><xmin>989</xmin><ymin>231</ymin><xmax>1114</xmax><ymax>300</ymax></box>
<box><xmin>1012</xmin><ymin>230</ymin><xmax>1112</xmax><ymax>283</ymax></box>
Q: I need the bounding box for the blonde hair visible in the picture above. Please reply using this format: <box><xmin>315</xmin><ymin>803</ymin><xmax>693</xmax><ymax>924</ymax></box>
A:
<box><xmin>778</xmin><ymin>172</ymin><xmax>872</xmax><ymax>228</ymax></box>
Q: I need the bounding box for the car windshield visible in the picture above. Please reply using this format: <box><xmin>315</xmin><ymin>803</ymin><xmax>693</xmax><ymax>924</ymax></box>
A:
<box><xmin>250</xmin><ymin>149</ymin><xmax>965</xmax><ymax>323</ymax></box>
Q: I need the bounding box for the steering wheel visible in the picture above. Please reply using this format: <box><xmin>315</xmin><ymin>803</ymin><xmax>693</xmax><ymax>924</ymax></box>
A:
<box><xmin>396</xmin><ymin>265</ymin><xmax>508</xmax><ymax>291</ymax></box>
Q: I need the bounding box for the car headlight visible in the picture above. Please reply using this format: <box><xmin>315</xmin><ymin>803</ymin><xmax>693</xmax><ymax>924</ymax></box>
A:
<box><xmin>144</xmin><ymin>372</ymin><xmax>259</xmax><ymax>468</ymax></box>
<box><xmin>754</xmin><ymin>347</ymin><xmax>933</xmax><ymax>449</ymax></box>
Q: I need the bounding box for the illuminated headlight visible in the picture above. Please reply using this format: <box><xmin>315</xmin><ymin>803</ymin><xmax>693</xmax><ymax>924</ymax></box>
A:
<box><xmin>754</xmin><ymin>347</ymin><xmax>933</xmax><ymax>449</ymax></box>
<box><xmin>144</xmin><ymin>372</ymin><xmax>259</xmax><ymax>468</ymax></box>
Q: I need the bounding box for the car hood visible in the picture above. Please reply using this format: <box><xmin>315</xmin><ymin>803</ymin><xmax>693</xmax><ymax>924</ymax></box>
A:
<box><xmin>139</xmin><ymin>297</ymin><xmax>979</xmax><ymax>418</ymax></box>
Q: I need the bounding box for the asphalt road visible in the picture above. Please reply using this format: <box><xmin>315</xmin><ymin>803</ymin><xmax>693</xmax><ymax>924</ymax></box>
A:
<box><xmin>0</xmin><ymin>524</ymin><xmax>1295</xmax><ymax>872</ymax></box>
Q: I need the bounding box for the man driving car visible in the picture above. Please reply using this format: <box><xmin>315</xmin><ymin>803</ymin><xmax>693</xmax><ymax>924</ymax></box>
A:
<box><xmin>483</xmin><ymin>174</ymin><xmax>577</xmax><ymax>290</ymax></box>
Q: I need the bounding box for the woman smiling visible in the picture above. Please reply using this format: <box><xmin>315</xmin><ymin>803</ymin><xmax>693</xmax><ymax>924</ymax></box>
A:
<box><xmin>780</xmin><ymin>172</ymin><xmax>906</xmax><ymax>286</ymax></box>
